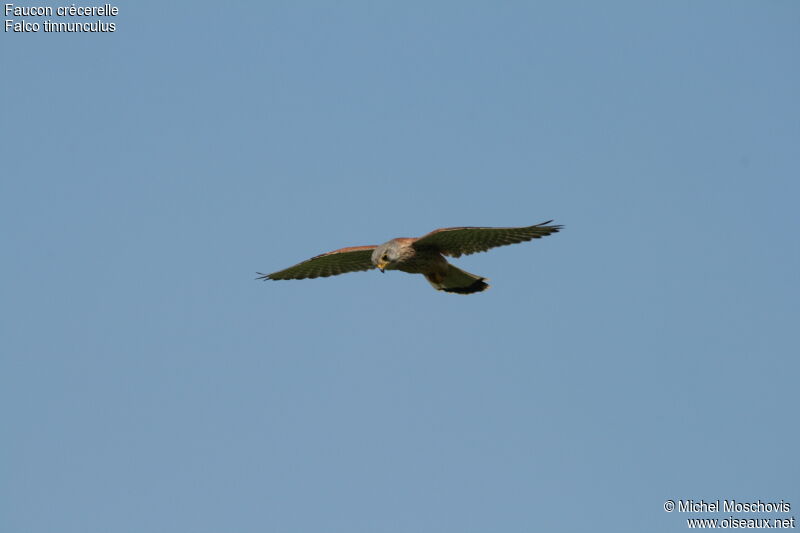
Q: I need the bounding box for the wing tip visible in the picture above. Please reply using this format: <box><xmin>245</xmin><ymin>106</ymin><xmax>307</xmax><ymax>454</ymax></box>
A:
<box><xmin>534</xmin><ymin>220</ymin><xmax>563</xmax><ymax>233</ymax></box>
<box><xmin>536</xmin><ymin>219</ymin><xmax>562</xmax><ymax>227</ymax></box>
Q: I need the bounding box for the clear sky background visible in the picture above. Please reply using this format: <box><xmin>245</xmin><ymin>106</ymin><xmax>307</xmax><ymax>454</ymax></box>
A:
<box><xmin>2</xmin><ymin>2</ymin><xmax>798</xmax><ymax>532</ymax></box>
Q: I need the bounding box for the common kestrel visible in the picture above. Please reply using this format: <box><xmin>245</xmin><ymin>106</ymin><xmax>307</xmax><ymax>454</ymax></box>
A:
<box><xmin>257</xmin><ymin>221</ymin><xmax>562</xmax><ymax>294</ymax></box>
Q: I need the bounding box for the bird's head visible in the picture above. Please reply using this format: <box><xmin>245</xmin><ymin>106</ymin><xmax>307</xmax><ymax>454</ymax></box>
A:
<box><xmin>371</xmin><ymin>241</ymin><xmax>402</xmax><ymax>272</ymax></box>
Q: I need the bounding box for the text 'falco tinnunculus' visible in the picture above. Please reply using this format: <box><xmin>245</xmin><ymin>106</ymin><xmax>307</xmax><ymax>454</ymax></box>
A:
<box><xmin>257</xmin><ymin>221</ymin><xmax>562</xmax><ymax>294</ymax></box>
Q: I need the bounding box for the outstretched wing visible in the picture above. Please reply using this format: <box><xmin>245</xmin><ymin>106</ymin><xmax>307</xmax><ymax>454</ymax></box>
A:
<box><xmin>258</xmin><ymin>245</ymin><xmax>377</xmax><ymax>280</ymax></box>
<box><xmin>412</xmin><ymin>221</ymin><xmax>562</xmax><ymax>258</ymax></box>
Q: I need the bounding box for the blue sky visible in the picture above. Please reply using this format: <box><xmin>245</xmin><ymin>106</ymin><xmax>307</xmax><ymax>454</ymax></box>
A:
<box><xmin>2</xmin><ymin>2</ymin><xmax>798</xmax><ymax>532</ymax></box>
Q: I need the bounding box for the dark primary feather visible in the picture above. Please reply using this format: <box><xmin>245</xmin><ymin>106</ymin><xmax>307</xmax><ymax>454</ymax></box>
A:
<box><xmin>412</xmin><ymin>221</ymin><xmax>562</xmax><ymax>258</ymax></box>
<box><xmin>257</xmin><ymin>246</ymin><xmax>377</xmax><ymax>280</ymax></box>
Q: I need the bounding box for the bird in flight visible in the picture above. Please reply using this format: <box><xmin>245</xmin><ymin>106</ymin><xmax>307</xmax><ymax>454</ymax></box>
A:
<box><xmin>257</xmin><ymin>221</ymin><xmax>562</xmax><ymax>294</ymax></box>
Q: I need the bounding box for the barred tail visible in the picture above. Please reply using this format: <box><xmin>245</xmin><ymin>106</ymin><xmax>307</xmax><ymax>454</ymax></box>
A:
<box><xmin>425</xmin><ymin>264</ymin><xmax>489</xmax><ymax>294</ymax></box>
